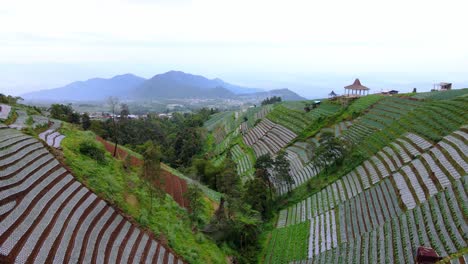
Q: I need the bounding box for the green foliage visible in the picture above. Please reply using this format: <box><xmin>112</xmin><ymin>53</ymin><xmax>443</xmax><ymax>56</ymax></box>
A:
<box><xmin>3</xmin><ymin>110</ymin><xmax>18</xmax><ymax>125</ymax></box>
<box><xmin>185</xmin><ymin>184</ymin><xmax>206</xmax><ymax>227</ymax></box>
<box><xmin>78</xmin><ymin>140</ymin><xmax>106</xmax><ymax>163</ymax></box>
<box><xmin>264</xmin><ymin>221</ymin><xmax>310</xmax><ymax>263</ymax></box>
<box><xmin>411</xmin><ymin>88</ymin><xmax>468</xmax><ymax>100</ymax></box>
<box><xmin>261</xmin><ymin>96</ymin><xmax>282</xmax><ymax>105</ymax></box>
<box><xmin>81</xmin><ymin>112</ymin><xmax>91</xmax><ymax>130</ymax></box>
<box><xmin>141</xmin><ymin>141</ymin><xmax>163</xmax><ymax>207</ymax></box>
<box><xmin>343</xmin><ymin>94</ymin><xmax>384</xmax><ymax>119</ymax></box>
<box><xmin>204</xmin><ymin>111</ymin><xmax>234</xmax><ymax>131</ymax></box>
<box><xmin>312</xmin><ymin>131</ymin><xmax>347</xmax><ymax>171</ymax></box>
<box><xmin>193</xmin><ymin>158</ymin><xmax>219</xmax><ymax>190</ymax></box>
<box><xmin>273</xmin><ymin>151</ymin><xmax>294</xmax><ymax>192</ymax></box>
<box><xmin>161</xmin><ymin>163</ymin><xmax>222</xmax><ymax>202</ymax></box>
<box><xmin>25</xmin><ymin>116</ymin><xmax>34</xmax><ymax>126</ymax></box>
<box><xmin>0</xmin><ymin>93</ymin><xmax>23</xmax><ymax>105</ymax></box>
<box><xmin>92</xmin><ymin>109</ymin><xmax>210</xmax><ymax>168</ymax></box>
<box><xmin>244</xmin><ymin>177</ymin><xmax>272</xmax><ymax>220</ymax></box>
<box><xmin>60</xmin><ymin>124</ymin><xmax>227</xmax><ymax>264</ymax></box>
<box><xmin>50</xmin><ymin>103</ymin><xmax>74</xmax><ymax>121</ymax></box>
<box><xmin>267</xmin><ymin>101</ymin><xmax>342</xmax><ymax>135</ymax></box>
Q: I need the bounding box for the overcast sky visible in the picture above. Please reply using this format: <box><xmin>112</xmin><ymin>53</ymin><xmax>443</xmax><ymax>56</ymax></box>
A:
<box><xmin>1</xmin><ymin>0</ymin><xmax>467</xmax><ymax>98</ymax></box>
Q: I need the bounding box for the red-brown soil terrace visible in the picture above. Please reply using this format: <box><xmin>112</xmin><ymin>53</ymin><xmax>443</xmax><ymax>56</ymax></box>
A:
<box><xmin>96</xmin><ymin>136</ymin><xmax>189</xmax><ymax>209</ymax></box>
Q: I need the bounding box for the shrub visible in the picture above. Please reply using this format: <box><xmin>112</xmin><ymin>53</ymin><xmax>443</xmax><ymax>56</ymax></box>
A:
<box><xmin>79</xmin><ymin>140</ymin><xmax>106</xmax><ymax>163</ymax></box>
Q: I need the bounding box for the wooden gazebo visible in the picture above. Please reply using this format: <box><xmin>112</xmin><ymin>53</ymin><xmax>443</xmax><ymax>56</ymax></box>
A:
<box><xmin>344</xmin><ymin>78</ymin><xmax>370</xmax><ymax>97</ymax></box>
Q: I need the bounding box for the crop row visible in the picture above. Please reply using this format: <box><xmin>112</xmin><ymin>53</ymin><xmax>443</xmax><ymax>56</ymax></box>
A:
<box><xmin>299</xmin><ymin>179</ymin><xmax>467</xmax><ymax>263</ymax></box>
<box><xmin>0</xmin><ymin>128</ymin><xmax>183</xmax><ymax>263</ymax></box>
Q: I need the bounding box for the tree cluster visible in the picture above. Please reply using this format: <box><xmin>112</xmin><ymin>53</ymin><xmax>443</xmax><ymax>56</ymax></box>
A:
<box><xmin>196</xmin><ymin>151</ymin><xmax>292</xmax><ymax>263</ymax></box>
<box><xmin>312</xmin><ymin>131</ymin><xmax>347</xmax><ymax>172</ymax></box>
<box><xmin>0</xmin><ymin>94</ymin><xmax>23</xmax><ymax>105</ymax></box>
<box><xmin>49</xmin><ymin>103</ymin><xmax>92</xmax><ymax>128</ymax></box>
<box><xmin>304</xmin><ymin>101</ymin><xmax>321</xmax><ymax>112</ymax></box>
<box><xmin>88</xmin><ymin>100</ymin><xmax>212</xmax><ymax>168</ymax></box>
<box><xmin>261</xmin><ymin>96</ymin><xmax>282</xmax><ymax>105</ymax></box>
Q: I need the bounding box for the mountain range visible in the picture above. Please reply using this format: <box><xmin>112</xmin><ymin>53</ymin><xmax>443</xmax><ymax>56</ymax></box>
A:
<box><xmin>22</xmin><ymin>71</ymin><xmax>305</xmax><ymax>102</ymax></box>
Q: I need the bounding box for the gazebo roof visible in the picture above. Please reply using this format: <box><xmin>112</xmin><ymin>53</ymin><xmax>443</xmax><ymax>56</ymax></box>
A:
<box><xmin>344</xmin><ymin>78</ymin><xmax>369</xmax><ymax>90</ymax></box>
<box><xmin>329</xmin><ymin>90</ymin><xmax>337</xmax><ymax>96</ymax></box>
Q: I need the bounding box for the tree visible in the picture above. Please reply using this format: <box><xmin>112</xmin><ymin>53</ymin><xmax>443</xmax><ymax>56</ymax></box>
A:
<box><xmin>81</xmin><ymin>113</ymin><xmax>91</xmax><ymax>130</ymax></box>
<box><xmin>120</xmin><ymin>103</ymin><xmax>130</xmax><ymax>119</ymax></box>
<box><xmin>0</xmin><ymin>94</ymin><xmax>23</xmax><ymax>105</ymax></box>
<box><xmin>413</xmin><ymin>87</ymin><xmax>417</xmax><ymax>93</ymax></box>
<box><xmin>185</xmin><ymin>183</ymin><xmax>205</xmax><ymax>228</ymax></box>
<box><xmin>273</xmin><ymin>151</ymin><xmax>294</xmax><ymax>193</ymax></box>
<box><xmin>108</xmin><ymin>97</ymin><xmax>120</xmax><ymax>157</ymax></box>
<box><xmin>68</xmin><ymin>112</ymin><xmax>81</xmax><ymax>124</ymax></box>
<box><xmin>50</xmin><ymin>104</ymin><xmax>74</xmax><ymax>121</ymax></box>
<box><xmin>312</xmin><ymin>131</ymin><xmax>346</xmax><ymax>172</ymax></box>
<box><xmin>217</xmin><ymin>156</ymin><xmax>241</xmax><ymax>198</ymax></box>
<box><xmin>243</xmin><ymin>177</ymin><xmax>271</xmax><ymax>219</ymax></box>
<box><xmin>254</xmin><ymin>154</ymin><xmax>274</xmax><ymax>200</ymax></box>
<box><xmin>141</xmin><ymin>141</ymin><xmax>162</xmax><ymax>214</ymax></box>
<box><xmin>174</xmin><ymin>127</ymin><xmax>202</xmax><ymax>167</ymax></box>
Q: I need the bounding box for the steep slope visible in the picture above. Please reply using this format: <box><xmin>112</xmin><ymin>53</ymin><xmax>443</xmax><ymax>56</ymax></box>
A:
<box><xmin>95</xmin><ymin>135</ymin><xmax>221</xmax><ymax>209</ymax></box>
<box><xmin>0</xmin><ymin>128</ymin><xmax>184</xmax><ymax>263</ymax></box>
<box><xmin>202</xmin><ymin>89</ymin><xmax>468</xmax><ymax>263</ymax></box>
<box><xmin>259</xmin><ymin>93</ymin><xmax>468</xmax><ymax>263</ymax></box>
<box><xmin>57</xmin><ymin>124</ymin><xmax>225</xmax><ymax>263</ymax></box>
<box><xmin>22</xmin><ymin>74</ymin><xmax>146</xmax><ymax>101</ymax></box>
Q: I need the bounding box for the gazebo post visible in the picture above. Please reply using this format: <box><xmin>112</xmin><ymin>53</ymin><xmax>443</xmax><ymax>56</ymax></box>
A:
<box><xmin>344</xmin><ymin>78</ymin><xmax>370</xmax><ymax>98</ymax></box>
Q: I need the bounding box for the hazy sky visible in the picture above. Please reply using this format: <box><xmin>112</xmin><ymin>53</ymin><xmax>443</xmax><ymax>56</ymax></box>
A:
<box><xmin>1</xmin><ymin>0</ymin><xmax>467</xmax><ymax>98</ymax></box>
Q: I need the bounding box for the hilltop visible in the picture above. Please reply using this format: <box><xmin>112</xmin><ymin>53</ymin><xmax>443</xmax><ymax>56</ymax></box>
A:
<box><xmin>21</xmin><ymin>71</ymin><xmax>305</xmax><ymax>102</ymax></box>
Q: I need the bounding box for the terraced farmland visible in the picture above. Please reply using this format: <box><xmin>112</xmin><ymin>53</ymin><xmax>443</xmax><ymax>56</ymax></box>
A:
<box><xmin>0</xmin><ymin>104</ymin><xmax>11</xmax><ymax>120</ymax></box>
<box><xmin>411</xmin><ymin>88</ymin><xmax>468</xmax><ymax>100</ymax></box>
<box><xmin>273</xmin><ymin>121</ymin><xmax>352</xmax><ymax>194</ymax></box>
<box><xmin>39</xmin><ymin>128</ymin><xmax>66</xmax><ymax>149</ymax></box>
<box><xmin>243</xmin><ymin>119</ymin><xmax>297</xmax><ymax>158</ymax></box>
<box><xmin>8</xmin><ymin>110</ymin><xmax>28</xmax><ymax>130</ymax></box>
<box><xmin>204</xmin><ymin>111</ymin><xmax>234</xmax><ymax>132</ymax></box>
<box><xmin>240</xmin><ymin>105</ymin><xmax>273</xmax><ymax>133</ymax></box>
<box><xmin>344</xmin><ymin>94</ymin><xmax>384</xmax><ymax>116</ymax></box>
<box><xmin>266</xmin><ymin>102</ymin><xmax>341</xmax><ymax>134</ymax></box>
<box><xmin>231</xmin><ymin>144</ymin><xmax>254</xmax><ymax>178</ymax></box>
<box><xmin>0</xmin><ymin>128</ymin><xmax>183</xmax><ymax>263</ymax></box>
<box><xmin>298</xmin><ymin>182</ymin><xmax>468</xmax><ymax>263</ymax></box>
<box><xmin>266</xmin><ymin>125</ymin><xmax>468</xmax><ymax>263</ymax></box>
<box><xmin>342</xmin><ymin>97</ymin><xmax>423</xmax><ymax>144</ymax></box>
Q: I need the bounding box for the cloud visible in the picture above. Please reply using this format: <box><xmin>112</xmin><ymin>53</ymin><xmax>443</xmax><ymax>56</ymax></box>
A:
<box><xmin>0</xmin><ymin>0</ymin><xmax>467</xmax><ymax>96</ymax></box>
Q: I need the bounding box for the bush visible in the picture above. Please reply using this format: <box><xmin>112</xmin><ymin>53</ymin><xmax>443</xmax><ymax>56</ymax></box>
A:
<box><xmin>79</xmin><ymin>140</ymin><xmax>106</xmax><ymax>163</ymax></box>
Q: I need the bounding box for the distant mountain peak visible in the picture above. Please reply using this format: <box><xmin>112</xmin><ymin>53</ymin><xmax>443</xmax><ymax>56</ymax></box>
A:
<box><xmin>22</xmin><ymin>74</ymin><xmax>146</xmax><ymax>102</ymax></box>
<box><xmin>21</xmin><ymin>71</ymin><xmax>305</xmax><ymax>102</ymax></box>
